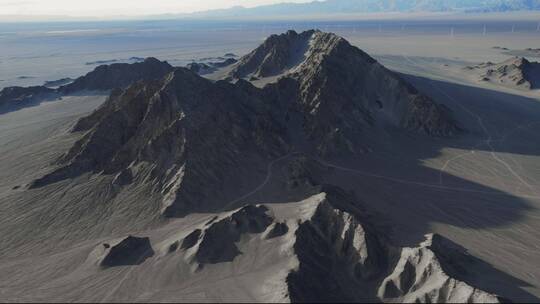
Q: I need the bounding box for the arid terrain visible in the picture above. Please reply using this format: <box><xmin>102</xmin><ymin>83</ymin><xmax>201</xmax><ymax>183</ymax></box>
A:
<box><xmin>1</xmin><ymin>18</ymin><xmax>540</xmax><ymax>303</ymax></box>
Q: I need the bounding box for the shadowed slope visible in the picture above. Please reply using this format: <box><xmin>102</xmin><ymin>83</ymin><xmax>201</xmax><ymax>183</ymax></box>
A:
<box><xmin>29</xmin><ymin>31</ymin><xmax>461</xmax><ymax>218</ymax></box>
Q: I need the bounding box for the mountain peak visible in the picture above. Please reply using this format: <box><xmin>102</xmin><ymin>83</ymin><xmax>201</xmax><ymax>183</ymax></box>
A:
<box><xmin>229</xmin><ymin>29</ymin><xmax>355</xmax><ymax>80</ymax></box>
<box><xmin>229</xmin><ymin>30</ymin><xmax>459</xmax><ymax>148</ymax></box>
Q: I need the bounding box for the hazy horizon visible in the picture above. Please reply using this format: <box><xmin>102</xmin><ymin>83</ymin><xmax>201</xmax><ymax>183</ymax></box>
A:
<box><xmin>0</xmin><ymin>0</ymin><xmax>312</xmax><ymax>20</ymax></box>
<box><xmin>2</xmin><ymin>0</ymin><xmax>540</xmax><ymax>23</ymax></box>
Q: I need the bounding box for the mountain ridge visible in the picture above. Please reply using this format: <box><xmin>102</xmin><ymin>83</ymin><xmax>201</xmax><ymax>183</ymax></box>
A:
<box><xmin>467</xmin><ymin>56</ymin><xmax>540</xmax><ymax>90</ymax></box>
<box><xmin>0</xmin><ymin>57</ymin><xmax>174</xmax><ymax>113</ymax></box>
<box><xmin>188</xmin><ymin>0</ymin><xmax>540</xmax><ymax>18</ymax></box>
<box><xmin>28</xmin><ymin>30</ymin><xmax>461</xmax><ymax>219</ymax></box>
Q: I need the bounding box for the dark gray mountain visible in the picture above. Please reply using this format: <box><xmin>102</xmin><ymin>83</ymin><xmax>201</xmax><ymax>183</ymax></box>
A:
<box><xmin>0</xmin><ymin>85</ymin><xmax>55</xmax><ymax>108</ymax></box>
<box><xmin>0</xmin><ymin>57</ymin><xmax>173</xmax><ymax>112</ymax></box>
<box><xmin>30</xmin><ymin>68</ymin><xmax>291</xmax><ymax>217</ymax></box>
<box><xmin>0</xmin><ymin>85</ymin><xmax>57</xmax><ymax>113</ymax></box>
<box><xmin>31</xmin><ymin>30</ymin><xmax>460</xmax><ymax>218</ymax></box>
<box><xmin>229</xmin><ymin>30</ymin><xmax>460</xmax><ymax>151</ymax></box>
<box><xmin>59</xmin><ymin>57</ymin><xmax>174</xmax><ymax>93</ymax></box>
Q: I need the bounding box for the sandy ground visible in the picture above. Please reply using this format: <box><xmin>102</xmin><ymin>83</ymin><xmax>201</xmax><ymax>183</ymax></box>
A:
<box><xmin>0</xmin><ymin>94</ymin><xmax>107</xmax><ymax>194</ymax></box>
<box><xmin>1</xmin><ymin>21</ymin><xmax>540</xmax><ymax>302</ymax></box>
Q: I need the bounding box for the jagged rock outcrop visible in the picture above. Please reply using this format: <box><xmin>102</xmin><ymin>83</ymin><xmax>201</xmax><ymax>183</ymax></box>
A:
<box><xmin>96</xmin><ymin>236</ymin><xmax>154</xmax><ymax>268</ymax></box>
<box><xmin>180</xmin><ymin>205</ymin><xmax>273</xmax><ymax>264</ymax></box>
<box><xmin>467</xmin><ymin>57</ymin><xmax>540</xmax><ymax>89</ymax></box>
<box><xmin>163</xmin><ymin>186</ymin><xmax>502</xmax><ymax>302</ymax></box>
<box><xmin>287</xmin><ymin>195</ymin><xmax>387</xmax><ymax>302</ymax></box>
<box><xmin>60</xmin><ymin>57</ymin><xmax>174</xmax><ymax>93</ymax></box>
<box><xmin>285</xmin><ymin>189</ymin><xmax>501</xmax><ymax>303</ymax></box>
<box><xmin>266</xmin><ymin>222</ymin><xmax>289</xmax><ymax>239</ymax></box>
<box><xmin>378</xmin><ymin>234</ymin><xmax>502</xmax><ymax>303</ymax></box>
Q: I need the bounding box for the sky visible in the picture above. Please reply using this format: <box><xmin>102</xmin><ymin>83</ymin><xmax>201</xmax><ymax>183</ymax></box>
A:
<box><xmin>0</xmin><ymin>0</ymin><xmax>313</xmax><ymax>17</ymax></box>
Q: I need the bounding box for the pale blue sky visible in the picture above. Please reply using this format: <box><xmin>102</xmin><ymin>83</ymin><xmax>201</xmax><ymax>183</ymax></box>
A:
<box><xmin>0</xmin><ymin>0</ymin><xmax>312</xmax><ymax>16</ymax></box>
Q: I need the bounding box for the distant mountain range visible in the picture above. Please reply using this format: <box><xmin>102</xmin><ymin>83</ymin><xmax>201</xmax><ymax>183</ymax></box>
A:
<box><xmin>188</xmin><ymin>0</ymin><xmax>540</xmax><ymax>18</ymax></box>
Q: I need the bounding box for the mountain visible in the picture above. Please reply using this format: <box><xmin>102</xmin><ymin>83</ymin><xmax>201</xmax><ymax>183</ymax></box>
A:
<box><xmin>0</xmin><ymin>85</ymin><xmax>56</xmax><ymax>109</ymax></box>
<box><xmin>30</xmin><ymin>30</ymin><xmax>460</xmax><ymax>218</ymax></box>
<box><xmin>0</xmin><ymin>57</ymin><xmax>173</xmax><ymax>113</ymax></box>
<box><xmin>1</xmin><ymin>29</ymin><xmax>527</xmax><ymax>302</ymax></box>
<box><xmin>467</xmin><ymin>56</ymin><xmax>540</xmax><ymax>89</ymax></box>
<box><xmin>59</xmin><ymin>57</ymin><xmax>174</xmax><ymax>93</ymax></box>
<box><xmin>169</xmin><ymin>188</ymin><xmax>502</xmax><ymax>303</ymax></box>
<box><xmin>31</xmin><ymin>67</ymin><xmax>291</xmax><ymax>217</ymax></box>
<box><xmin>227</xmin><ymin>30</ymin><xmax>460</xmax><ymax>143</ymax></box>
<box><xmin>188</xmin><ymin>0</ymin><xmax>540</xmax><ymax>18</ymax></box>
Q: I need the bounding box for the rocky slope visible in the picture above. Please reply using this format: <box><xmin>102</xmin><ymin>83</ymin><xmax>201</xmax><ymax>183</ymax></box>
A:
<box><xmin>229</xmin><ymin>30</ymin><xmax>460</xmax><ymax>154</ymax></box>
<box><xmin>467</xmin><ymin>56</ymin><xmax>540</xmax><ymax>90</ymax></box>
<box><xmin>30</xmin><ymin>68</ymin><xmax>290</xmax><ymax>217</ymax></box>
<box><xmin>30</xmin><ymin>30</ymin><xmax>461</xmax><ymax>219</ymax></box>
<box><xmin>287</xmin><ymin>190</ymin><xmax>502</xmax><ymax>303</ymax></box>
